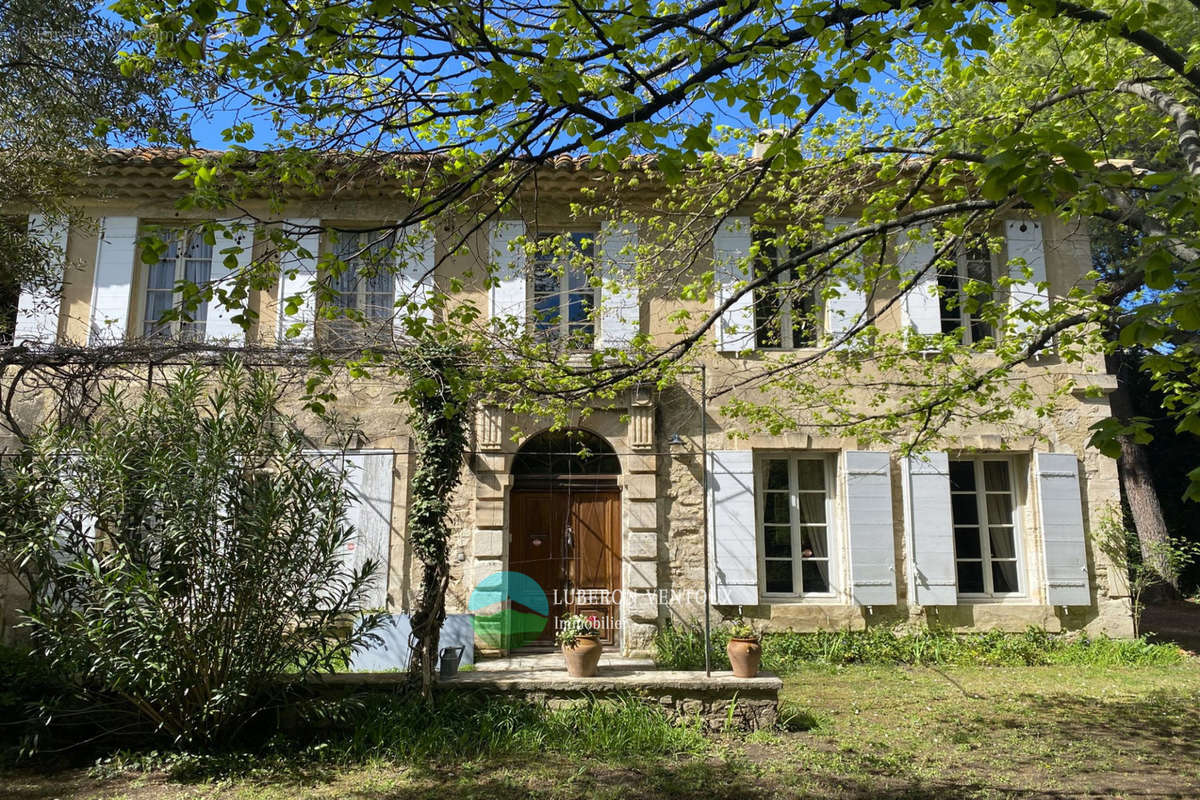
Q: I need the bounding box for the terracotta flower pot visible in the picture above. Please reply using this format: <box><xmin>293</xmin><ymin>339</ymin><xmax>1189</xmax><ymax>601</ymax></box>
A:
<box><xmin>727</xmin><ymin>637</ymin><xmax>762</xmax><ymax>678</ymax></box>
<box><xmin>562</xmin><ymin>635</ymin><xmax>603</xmax><ymax>677</ymax></box>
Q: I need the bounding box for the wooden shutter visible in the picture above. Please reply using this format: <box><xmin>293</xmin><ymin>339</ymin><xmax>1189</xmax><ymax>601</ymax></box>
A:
<box><xmin>88</xmin><ymin>216</ymin><xmax>139</xmax><ymax>344</ymax></box>
<box><xmin>902</xmin><ymin>452</ymin><xmax>957</xmax><ymax>606</ymax></box>
<box><xmin>897</xmin><ymin>224</ymin><xmax>941</xmax><ymax>335</ymax></box>
<box><xmin>394</xmin><ymin>223</ymin><xmax>435</xmax><ymax>333</ymax></box>
<box><xmin>308</xmin><ymin>450</ymin><xmax>395</xmax><ymax>610</ymax></box>
<box><xmin>205</xmin><ymin>219</ymin><xmax>254</xmax><ymax>343</ymax></box>
<box><xmin>597</xmin><ymin>220</ymin><xmax>639</xmax><ymax>348</ymax></box>
<box><xmin>1004</xmin><ymin>219</ymin><xmax>1050</xmax><ymax>338</ymax></box>
<box><xmin>845</xmin><ymin>451</ymin><xmax>897</xmax><ymax>605</ymax></box>
<box><xmin>14</xmin><ymin>213</ymin><xmax>68</xmax><ymax>344</ymax></box>
<box><xmin>276</xmin><ymin>217</ymin><xmax>321</xmax><ymax>343</ymax></box>
<box><xmin>708</xmin><ymin>449</ymin><xmax>759</xmax><ymax>605</ymax></box>
<box><xmin>824</xmin><ymin>217</ymin><xmax>867</xmax><ymax>341</ymax></box>
<box><xmin>713</xmin><ymin>216</ymin><xmax>754</xmax><ymax>352</ymax></box>
<box><xmin>489</xmin><ymin>220</ymin><xmax>527</xmax><ymax>325</ymax></box>
<box><xmin>1035</xmin><ymin>452</ymin><xmax>1092</xmax><ymax>606</ymax></box>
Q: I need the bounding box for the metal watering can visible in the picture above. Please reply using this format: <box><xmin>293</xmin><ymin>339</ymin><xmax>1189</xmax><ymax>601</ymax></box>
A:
<box><xmin>439</xmin><ymin>646</ymin><xmax>465</xmax><ymax>678</ymax></box>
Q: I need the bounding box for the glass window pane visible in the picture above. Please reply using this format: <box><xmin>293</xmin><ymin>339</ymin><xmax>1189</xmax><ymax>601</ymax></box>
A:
<box><xmin>796</xmin><ymin>492</ymin><xmax>826</xmax><ymax>526</ymax></box>
<box><xmin>949</xmin><ymin>461</ymin><xmax>975</xmax><ymax>491</ymax></box>
<box><xmin>149</xmin><ymin>259</ymin><xmax>175</xmax><ymax>291</ymax></box>
<box><xmin>954</xmin><ymin>527</ymin><xmax>981</xmax><ymax>559</ymax></box>
<box><xmin>763</xmin><ymin>526</ymin><xmax>791</xmax><ymax>558</ymax></box>
<box><xmin>765</xmin><ymin>459</ymin><xmax>789</xmax><ymax>490</ymax></box>
<box><xmin>982</xmin><ymin>461</ymin><xmax>1011</xmax><ymax>492</ymax></box>
<box><xmin>985</xmin><ymin>494</ymin><xmax>1014</xmax><ymax>526</ymax></box>
<box><xmin>801</xmin><ymin>560</ymin><xmax>829</xmax><ymax>593</ymax></box>
<box><xmin>763</xmin><ymin>493</ymin><xmax>790</xmax><ymax>524</ymax></box>
<box><xmin>754</xmin><ymin>284</ymin><xmax>782</xmax><ymax>348</ymax></box>
<box><xmin>800</xmin><ymin>528</ymin><xmax>827</xmax><ymax>559</ymax></box>
<box><xmin>567</xmin><ymin>291</ymin><xmax>592</xmax><ymax>323</ymax></box>
<box><xmin>989</xmin><ymin>527</ymin><xmax>1017</xmax><ymax>560</ymax></box>
<box><xmin>957</xmin><ymin>560</ymin><xmax>985</xmax><ymax>593</ymax></box>
<box><xmin>765</xmin><ymin>560</ymin><xmax>793</xmax><ymax>593</ymax></box>
<box><xmin>790</xmin><ymin>291</ymin><xmax>817</xmax><ymax>348</ymax></box>
<box><xmin>951</xmin><ymin>493</ymin><xmax>979</xmax><ymax>525</ymax></box>
<box><xmin>795</xmin><ymin>459</ymin><xmax>825</xmax><ymax>491</ymax></box>
<box><xmin>992</xmin><ymin>561</ymin><xmax>1019</xmax><ymax>594</ymax></box>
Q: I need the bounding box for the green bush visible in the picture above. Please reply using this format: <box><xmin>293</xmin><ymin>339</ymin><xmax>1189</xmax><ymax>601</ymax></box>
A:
<box><xmin>0</xmin><ymin>360</ymin><xmax>383</xmax><ymax>749</ymax></box>
<box><xmin>653</xmin><ymin>622</ymin><xmax>1186</xmax><ymax>671</ymax></box>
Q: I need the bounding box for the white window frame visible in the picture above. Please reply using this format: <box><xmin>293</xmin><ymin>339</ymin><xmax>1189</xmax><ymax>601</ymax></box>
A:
<box><xmin>756</xmin><ymin>454</ymin><xmax>839</xmax><ymax>600</ymax></box>
<box><xmin>139</xmin><ymin>227</ymin><xmax>212</xmax><ymax>341</ymax></box>
<box><xmin>753</xmin><ymin>230</ymin><xmax>819</xmax><ymax>351</ymax></box>
<box><xmin>529</xmin><ymin>229</ymin><xmax>598</xmax><ymax>349</ymax></box>
<box><xmin>938</xmin><ymin>235</ymin><xmax>997</xmax><ymax>345</ymax></box>
<box><xmin>950</xmin><ymin>457</ymin><xmax>1026</xmax><ymax>600</ymax></box>
<box><xmin>324</xmin><ymin>228</ymin><xmax>397</xmax><ymax>340</ymax></box>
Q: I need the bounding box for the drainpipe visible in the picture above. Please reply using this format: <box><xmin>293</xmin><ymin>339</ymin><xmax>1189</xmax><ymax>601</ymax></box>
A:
<box><xmin>700</xmin><ymin>364</ymin><xmax>712</xmax><ymax>677</ymax></box>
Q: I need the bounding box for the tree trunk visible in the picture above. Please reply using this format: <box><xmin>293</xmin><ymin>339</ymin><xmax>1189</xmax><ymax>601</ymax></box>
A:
<box><xmin>1109</xmin><ymin>352</ymin><xmax>1179</xmax><ymax>593</ymax></box>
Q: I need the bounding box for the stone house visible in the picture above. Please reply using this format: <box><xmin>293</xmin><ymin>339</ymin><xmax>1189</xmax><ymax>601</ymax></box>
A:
<box><xmin>0</xmin><ymin>150</ymin><xmax>1133</xmax><ymax>651</ymax></box>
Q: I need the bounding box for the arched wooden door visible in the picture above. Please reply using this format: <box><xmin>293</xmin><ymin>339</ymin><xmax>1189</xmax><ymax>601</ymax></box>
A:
<box><xmin>508</xmin><ymin>431</ymin><xmax>622</xmax><ymax>647</ymax></box>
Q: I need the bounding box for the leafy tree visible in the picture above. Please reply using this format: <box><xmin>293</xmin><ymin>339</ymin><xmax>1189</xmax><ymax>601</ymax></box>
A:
<box><xmin>0</xmin><ymin>359</ymin><xmax>382</xmax><ymax>747</ymax></box>
<box><xmin>88</xmin><ymin>0</ymin><xmax>1200</xmax><ymax>665</ymax></box>
<box><xmin>0</xmin><ymin>0</ymin><xmax>181</xmax><ymax>338</ymax></box>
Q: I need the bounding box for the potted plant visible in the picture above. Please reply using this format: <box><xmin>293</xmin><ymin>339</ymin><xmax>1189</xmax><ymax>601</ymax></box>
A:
<box><xmin>726</xmin><ymin>617</ymin><xmax>762</xmax><ymax>678</ymax></box>
<box><xmin>557</xmin><ymin>614</ymin><xmax>603</xmax><ymax>677</ymax></box>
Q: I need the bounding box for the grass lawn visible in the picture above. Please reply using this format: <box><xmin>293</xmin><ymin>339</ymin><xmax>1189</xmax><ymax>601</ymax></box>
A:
<box><xmin>5</xmin><ymin>662</ymin><xmax>1200</xmax><ymax>799</ymax></box>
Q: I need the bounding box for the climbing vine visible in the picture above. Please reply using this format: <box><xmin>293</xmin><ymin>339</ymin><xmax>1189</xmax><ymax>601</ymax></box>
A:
<box><xmin>401</xmin><ymin>343</ymin><xmax>472</xmax><ymax>700</ymax></box>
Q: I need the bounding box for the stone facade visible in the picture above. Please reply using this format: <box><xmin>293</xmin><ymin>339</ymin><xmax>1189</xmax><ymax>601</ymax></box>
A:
<box><xmin>0</xmin><ymin>155</ymin><xmax>1134</xmax><ymax>650</ymax></box>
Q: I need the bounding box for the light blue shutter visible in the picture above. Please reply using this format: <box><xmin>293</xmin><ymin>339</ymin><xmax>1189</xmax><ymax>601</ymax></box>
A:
<box><xmin>1004</xmin><ymin>219</ymin><xmax>1050</xmax><ymax>338</ymax></box>
<box><xmin>205</xmin><ymin>218</ymin><xmax>254</xmax><ymax>343</ymax></box>
<box><xmin>897</xmin><ymin>224</ymin><xmax>941</xmax><ymax>335</ymax></box>
<box><xmin>708</xmin><ymin>449</ymin><xmax>758</xmax><ymax>605</ymax></box>
<box><xmin>903</xmin><ymin>452</ymin><xmax>957</xmax><ymax>606</ymax></box>
<box><xmin>276</xmin><ymin>217</ymin><xmax>321</xmax><ymax>342</ymax></box>
<box><xmin>1035</xmin><ymin>452</ymin><xmax>1091</xmax><ymax>606</ymax></box>
<box><xmin>489</xmin><ymin>220</ymin><xmax>527</xmax><ymax>325</ymax></box>
<box><xmin>14</xmin><ymin>213</ymin><xmax>68</xmax><ymax>344</ymax></box>
<box><xmin>345</xmin><ymin>451</ymin><xmax>395</xmax><ymax>609</ymax></box>
<box><xmin>597</xmin><ymin>220</ymin><xmax>639</xmax><ymax>347</ymax></box>
<box><xmin>88</xmin><ymin>216</ymin><xmax>139</xmax><ymax>344</ymax></box>
<box><xmin>824</xmin><ymin>217</ymin><xmax>867</xmax><ymax>342</ymax></box>
<box><xmin>845</xmin><ymin>451</ymin><xmax>897</xmax><ymax>605</ymax></box>
<box><xmin>309</xmin><ymin>450</ymin><xmax>394</xmax><ymax>609</ymax></box>
<box><xmin>713</xmin><ymin>217</ymin><xmax>754</xmax><ymax>352</ymax></box>
<box><xmin>395</xmin><ymin>223</ymin><xmax>436</xmax><ymax>331</ymax></box>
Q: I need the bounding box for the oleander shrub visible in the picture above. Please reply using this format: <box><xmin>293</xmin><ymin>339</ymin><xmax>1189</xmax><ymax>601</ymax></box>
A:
<box><xmin>0</xmin><ymin>359</ymin><xmax>383</xmax><ymax>749</ymax></box>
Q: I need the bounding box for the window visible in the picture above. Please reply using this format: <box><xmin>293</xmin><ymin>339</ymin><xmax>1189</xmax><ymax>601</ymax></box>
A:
<box><xmin>753</xmin><ymin>231</ymin><xmax>817</xmax><ymax>349</ymax></box>
<box><xmin>950</xmin><ymin>459</ymin><xmax>1022</xmax><ymax>596</ymax></box>
<box><xmin>327</xmin><ymin>229</ymin><xmax>396</xmax><ymax>342</ymax></box>
<box><xmin>759</xmin><ymin>456</ymin><xmax>834</xmax><ymax>596</ymax></box>
<box><xmin>531</xmin><ymin>231</ymin><xmax>596</xmax><ymax>348</ymax></box>
<box><xmin>938</xmin><ymin>235</ymin><xmax>995</xmax><ymax>344</ymax></box>
<box><xmin>144</xmin><ymin>230</ymin><xmax>212</xmax><ymax>340</ymax></box>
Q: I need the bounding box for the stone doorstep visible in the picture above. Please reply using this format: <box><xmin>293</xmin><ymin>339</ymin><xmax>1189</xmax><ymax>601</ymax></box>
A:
<box><xmin>439</xmin><ymin>668</ymin><xmax>783</xmax><ymax>694</ymax></box>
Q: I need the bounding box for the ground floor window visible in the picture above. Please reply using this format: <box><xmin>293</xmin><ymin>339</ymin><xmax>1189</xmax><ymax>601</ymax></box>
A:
<box><xmin>759</xmin><ymin>455</ymin><xmax>834</xmax><ymax>597</ymax></box>
<box><xmin>950</xmin><ymin>459</ymin><xmax>1022</xmax><ymax>597</ymax></box>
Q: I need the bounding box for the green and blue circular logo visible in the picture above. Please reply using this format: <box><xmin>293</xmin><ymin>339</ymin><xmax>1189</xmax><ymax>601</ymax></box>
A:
<box><xmin>469</xmin><ymin>571</ymin><xmax>549</xmax><ymax>649</ymax></box>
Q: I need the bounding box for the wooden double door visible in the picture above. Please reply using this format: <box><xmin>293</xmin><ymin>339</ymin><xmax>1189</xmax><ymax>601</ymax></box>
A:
<box><xmin>509</xmin><ymin>488</ymin><xmax>622</xmax><ymax>646</ymax></box>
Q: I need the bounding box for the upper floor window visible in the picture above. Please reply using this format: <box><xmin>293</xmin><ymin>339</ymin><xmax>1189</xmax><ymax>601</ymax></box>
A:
<box><xmin>753</xmin><ymin>231</ymin><xmax>817</xmax><ymax>349</ymax></box>
<box><xmin>759</xmin><ymin>455</ymin><xmax>835</xmax><ymax>597</ymax></box>
<box><xmin>950</xmin><ymin>459</ymin><xmax>1022</xmax><ymax>597</ymax></box>
<box><xmin>938</xmin><ymin>235</ymin><xmax>995</xmax><ymax>344</ymax></box>
<box><xmin>532</xmin><ymin>231</ymin><xmax>597</xmax><ymax>349</ymax></box>
<box><xmin>327</xmin><ymin>229</ymin><xmax>396</xmax><ymax>343</ymax></box>
<box><xmin>144</xmin><ymin>229</ymin><xmax>212</xmax><ymax>341</ymax></box>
